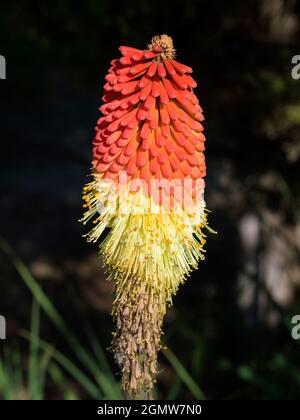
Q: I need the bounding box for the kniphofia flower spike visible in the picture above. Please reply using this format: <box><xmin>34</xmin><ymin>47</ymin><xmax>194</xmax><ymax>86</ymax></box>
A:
<box><xmin>82</xmin><ymin>35</ymin><xmax>212</xmax><ymax>397</ymax></box>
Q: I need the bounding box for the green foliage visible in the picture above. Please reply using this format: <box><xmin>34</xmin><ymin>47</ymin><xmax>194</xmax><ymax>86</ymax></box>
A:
<box><xmin>0</xmin><ymin>239</ymin><xmax>208</xmax><ymax>400</ymax></box>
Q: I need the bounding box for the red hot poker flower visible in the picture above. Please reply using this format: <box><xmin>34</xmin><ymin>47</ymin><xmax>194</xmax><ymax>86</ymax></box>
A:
<box><xmin>82</xmin><ymin>35</ymin><xmax>212</xmax><ymax>397</ymax></box>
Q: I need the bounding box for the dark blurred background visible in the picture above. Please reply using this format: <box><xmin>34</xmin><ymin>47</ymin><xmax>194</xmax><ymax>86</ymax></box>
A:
<box><xmin>1</xmin><ymin>0</ymin><xmax>300</xmax><ymax>400</ymax></box>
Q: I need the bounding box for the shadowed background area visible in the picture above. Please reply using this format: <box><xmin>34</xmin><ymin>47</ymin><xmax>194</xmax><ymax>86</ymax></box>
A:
<box><xmin>1</xmin><ymin>0</ymin><xmax>300</xmax><ymax>400</ymax></box>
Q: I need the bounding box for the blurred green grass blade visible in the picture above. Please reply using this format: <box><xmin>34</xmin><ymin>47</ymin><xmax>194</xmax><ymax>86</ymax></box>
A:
<box><xmin>85</xmin><ymin>325</ymin><xmax>123</xmax><ymax>399</ymax></box>
<box><xmin>38</xmin><ymin>345</ymin><xmax>53</xmax><ymax>397</ymax></box>
<box><xmin>21</xmin><ymin>330</ymin><xmax>101</xmax><ymax>399</ymax></box>
<box><xmin>0</xmin><ymin>238</ymin><xmax>120</xmax><ymax>399</ymax></box>
<box><xmin>0</xmin><ymin>345</ymin><xmax>26</xmax><ymax>400</ymax></box>
<box><xmin>48</xmin><ymin>363</ymin><xmax>78</xmax><ymax>400</ymax></box>
<box><xmin>85</xmin><ymin>324</ymin><xmax>112</xmax><ymax>375</ymax></box>
<box><xmin>0</xmin><ymin>356</ymin><xmax>12</xmax><ymax>400</ymax></box>
<box><xmin>12</xmin><ymin>344</ymin><xmax>25</xmax><ymax>395</ymax></box>
<box><xmin>29</xmin><ymin>297</ymin><xmax>41</xmax><ymax>399</ymax></box>
<box><xmin>30</xmin><ymin>337</ymin><xmax>54</xmax><ymax>400</ymax></box>
<box><xmin>90</xmin><ymin>362</ymin><xmax>121</xmax><ymax>399</ymax></box>
<box><xmin>3</xmin><ymin>348</ymin><xmax>13</xmax><ymax>399</ymax></box>
<box><xmin>162</xmin><ymin>346</ymin><xmax>206</xmax><ymax>400</ymax></box>
<box><xmin>0</xmin><ymin>346</ymin><xmax>24</xmax><ymax>399</ymax></box>
<box><xmin>191</xmin><ymin>340</ymin><xmax>204</xmax><ymax>376</ymax></box>
<box><xmin>0</xmin><ymin>239</ymin><xmax>64</xmax><ymax>329</ymax></box>
<box><xmin>165</xmin><ymin>375</ymin><xmax>181</xmax><ymax>400</ymax></box>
